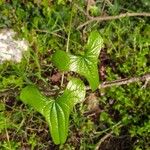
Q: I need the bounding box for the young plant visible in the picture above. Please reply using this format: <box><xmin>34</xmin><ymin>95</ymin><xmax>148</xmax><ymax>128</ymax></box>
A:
<box><xmin>20</xmin><ymin>31</ymin><xmax>103</xmax><ymax>145</ymax></box>
<box><xmin>52</xmin><ymin>31</ymin><xmax>103</xmax><ymax>91</ymax></box>
<box><xmin>20</xmin><ymin>78</ymin><xmax>85</xmax><ymax>144</ymax></box>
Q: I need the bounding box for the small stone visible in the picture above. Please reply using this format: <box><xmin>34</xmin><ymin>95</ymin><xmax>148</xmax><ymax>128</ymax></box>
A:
<box><xmin>0</xmin><ymin>29</ymin><xmax>28</xmax><ymax>64</ymax></box>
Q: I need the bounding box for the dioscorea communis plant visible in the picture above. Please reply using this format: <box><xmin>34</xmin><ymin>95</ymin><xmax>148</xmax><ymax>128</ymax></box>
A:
<box><xmin>52</xmin><ymin>31</ymin><xmax>103</xmax><ymax>91</ymax></box>
<box><xmin>20</xmin><ymin>31</ymin><xmax>103</xmax><ymax>144</ymax></box>
<box><xmin>20</xmin><ymin>78</ymin><xmax>85</xmax><ymax>144</ymax></box>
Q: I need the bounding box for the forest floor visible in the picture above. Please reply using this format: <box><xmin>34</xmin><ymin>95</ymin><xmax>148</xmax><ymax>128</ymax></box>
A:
<box><xmin>0</xmin><ymin>1</ymin><xmax>150</xmax><ymax>150</ymax></box>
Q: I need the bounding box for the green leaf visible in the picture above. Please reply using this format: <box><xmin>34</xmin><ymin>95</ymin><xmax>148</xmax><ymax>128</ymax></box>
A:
<box><xmin>20</xmin><ymin>78</ymin><xmax>85</xmax><ymax>144</ymax></box>
<box><xmin>51</xmin><ymin>49</ymin><xmax>70</xmax><ymax>71</ymax></box>
<box><xmin>52</xmin><ymin>31</ymin><xmax>103</xmax><ymax>91</ymax></box>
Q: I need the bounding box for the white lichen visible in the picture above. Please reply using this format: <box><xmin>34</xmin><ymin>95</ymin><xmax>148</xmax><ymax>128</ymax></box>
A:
<box><xmin>0</xmin><ymin>29</ymin><xmax>28</xmax><ymax>64</ymax></box>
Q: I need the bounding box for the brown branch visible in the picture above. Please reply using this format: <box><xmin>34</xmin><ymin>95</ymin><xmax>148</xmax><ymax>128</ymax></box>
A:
<box><xmin>99</xmin><ymin>73</ymin><xmax>150</xmax><ymax>89</ymax></box>
<box><xmin>95</xmin><ymin>131</ymin><xmax>113</xmax><ymax>150</ymax></box>
<box><xmin>95</xmin><ymin>123</ymin><xmax>122</xmax><ymax>150</ymax></box>
<box><xmin>77</xmin><ymin>12</ymin><xmax>150</xmax><ymax>29</ymax></box>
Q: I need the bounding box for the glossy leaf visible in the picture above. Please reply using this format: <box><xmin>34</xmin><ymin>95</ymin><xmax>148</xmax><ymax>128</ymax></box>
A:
<box><xmin>52</xmin><ymin>31</ymin><xmax>103</xmax><ymax>91</ymax></box>
<box><xmin>51</xmin><ymin>49</ymin><xmax>70</xmax><ymax>71</ymax></box>
<box><xmin>20</xmin><ymin>78</ymin><xmax>85</xmax><ymax>144</ymax></box>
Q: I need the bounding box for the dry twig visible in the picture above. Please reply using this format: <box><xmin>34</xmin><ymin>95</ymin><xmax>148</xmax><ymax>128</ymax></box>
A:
<box><xmin>95</xmin><ymin>123</ymin><xmax>123</xmax><ymax>150</ymax></box>
<box><xmin>77</xmin><ymin>12</ymin><xmax>150</xmax><ymax>29</ymax></box>
<box><xmin>95</xmin><ymin>131</ymin><xmax>113</xmax><ymax>150</ymax></box>
<box><xmin>99</xmin><ymin>73</ymin><xmax>150</xmax><ymax>89</ymax></box>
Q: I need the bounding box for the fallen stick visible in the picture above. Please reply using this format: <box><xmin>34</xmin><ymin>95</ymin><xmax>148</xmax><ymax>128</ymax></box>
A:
<box><xmin>77</xmin><ymin>12</ymin><xmax>150</xmax><ymax>29</ymax></box>
<box><xmin>99</xmin><ymin>73</ymin><xmax>150</xmax><ymax>89</ymax></box>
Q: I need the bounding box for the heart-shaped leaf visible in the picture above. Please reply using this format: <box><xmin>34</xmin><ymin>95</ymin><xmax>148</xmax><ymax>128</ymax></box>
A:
<box><xmin>52</xmin><ymin>31</ymin><xmax>103</xmax><ymax>91</ymax></box>
<box><xmin>20</xmin><ymin>78</ymin><xmax>85</xmax><ymax>144</ymax></box>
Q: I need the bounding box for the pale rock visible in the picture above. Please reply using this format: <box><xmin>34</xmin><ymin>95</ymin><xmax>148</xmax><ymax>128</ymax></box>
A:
<box><xmin>0</xmin><ymin>29</ymin><xmax>28</xmax><ymax>64</ymax></box>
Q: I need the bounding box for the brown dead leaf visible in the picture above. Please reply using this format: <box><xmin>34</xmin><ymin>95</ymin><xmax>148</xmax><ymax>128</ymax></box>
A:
<box><xmin>50</xmin><ymin>72</ymin><xmax>61</xmax><ymax>83</ymax></box>
<box><xmin>84</xmin><ymin>93</ymin><xmax>101</xmax><ymax>118</ymax></box>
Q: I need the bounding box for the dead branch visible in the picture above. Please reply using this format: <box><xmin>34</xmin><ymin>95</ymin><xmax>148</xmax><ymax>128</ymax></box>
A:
<box><xmin>99</xmin><ymin>73</ymin><xmax>150</xmax><ymax>89</ymax></box>
<box><xmin>95</xmin><ymin>123</ymin><xmax>123</xmax><ymax>150</ymax></box>
<box><xmin>77</xmin><ymin>12</ymin><xmax>150</xmax><ymax>29</ymax></box>
<box><xmin>95</xmin><ymin>131</ymin><xmax>113</xmax><ymax>150</ymax></box>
